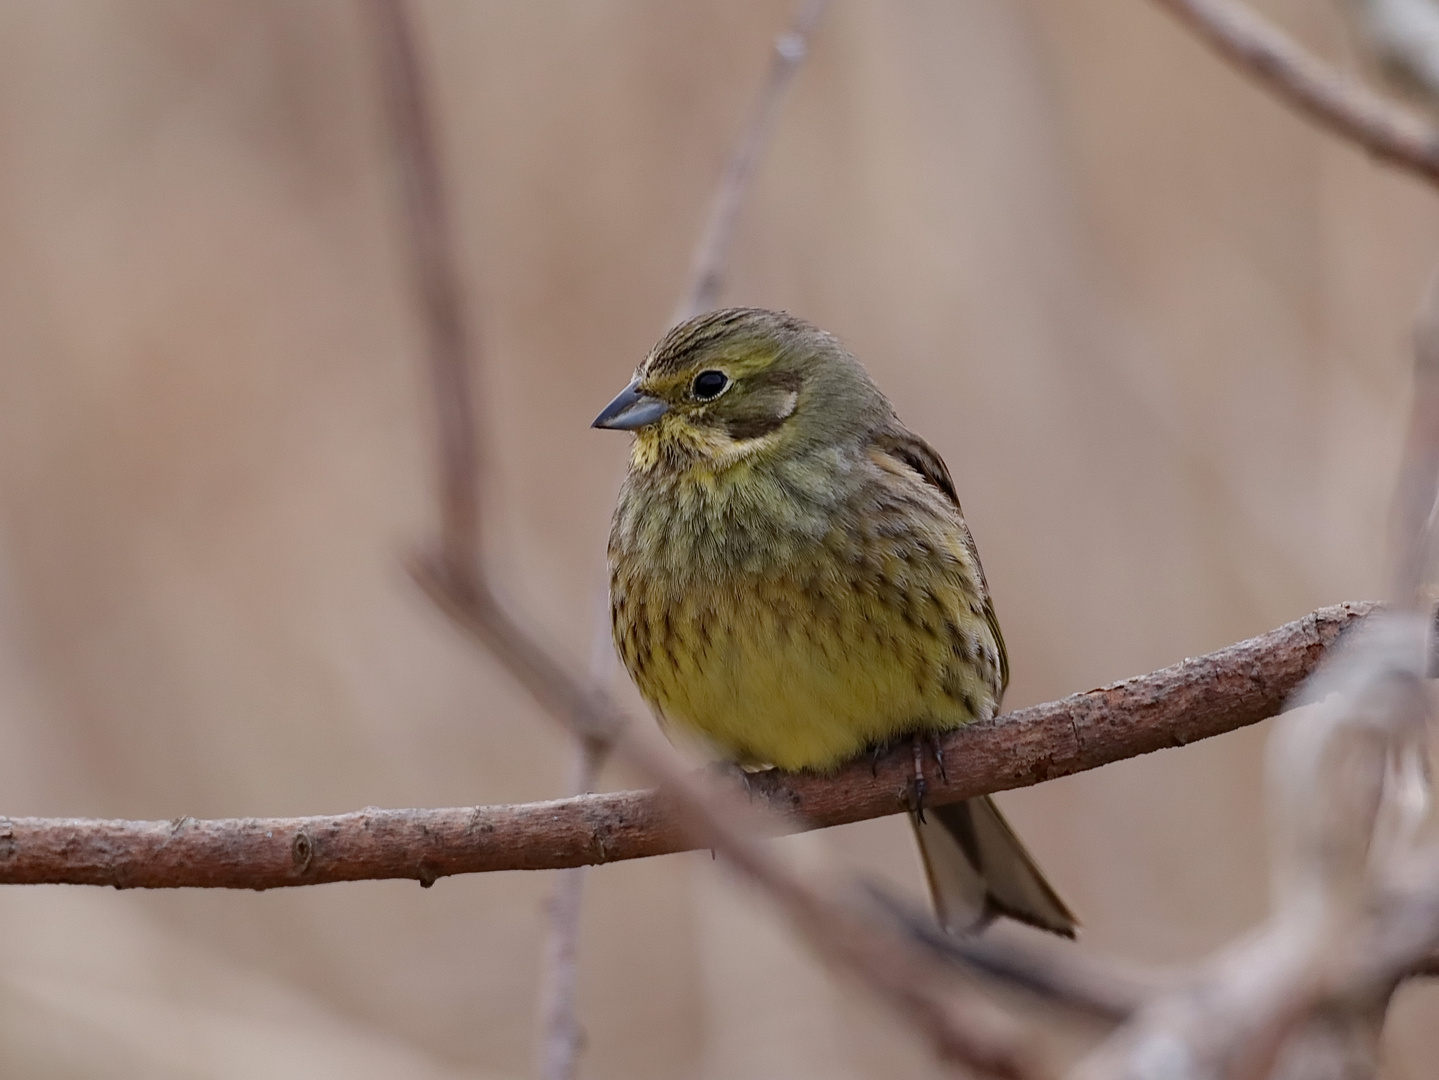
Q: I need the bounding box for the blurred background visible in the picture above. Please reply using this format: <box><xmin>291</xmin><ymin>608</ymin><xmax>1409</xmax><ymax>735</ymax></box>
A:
<box><xmin>0</xmin><ymin>1</ymin><xmax>1432</xmax><ymax>1076</ymax></box>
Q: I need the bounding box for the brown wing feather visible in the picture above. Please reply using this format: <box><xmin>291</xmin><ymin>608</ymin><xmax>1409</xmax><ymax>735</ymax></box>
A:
<box><xmin>874</xmin><ymin>426</ymin><xmax>1075</xmax><ymax>936</ymax></box>
<box><xmin>872</xmin><ymin>426</ymin><xmax>1009</xmax><ymax>695</ymax></box>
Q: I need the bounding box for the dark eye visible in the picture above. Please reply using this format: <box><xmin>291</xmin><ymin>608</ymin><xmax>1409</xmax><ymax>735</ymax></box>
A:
<box><xmin>692</xmin><ymin>370</ymin><xmax>729</xmax><ymax>400</ymax></box>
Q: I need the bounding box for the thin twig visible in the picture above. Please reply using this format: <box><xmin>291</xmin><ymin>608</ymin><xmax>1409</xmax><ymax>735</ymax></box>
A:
<box><xmin>539</xmin><ymin>581</ymin><xmax>618</xmax><ymax>1079</ymax></box>
<box><xmin>539</xmin><ymin>591</ymin><xmax>614</xmax><ymax>1079</ymax></box>
<box><xmin>1150</xmin><ymin>0</ymin><xmax>1439</xmax><ymax>187</ymax></box>
<box><xmin>1339</xmin><ymin>0</ymin><xmax>1439</xmax><ymax>109</ymax></box>
<box><xmin>0</xmin><ymin>601</ymin><xmax>1372</xmax><ymax>890</ymax></box>
<box><xmin>868</xmin><ymin>888</ymin><xmax>1162</xmax><ymax>1025</ymax></box>
<box><xmin>370</xmin><ymin>6</ymin><xmax>610</xmax><ymax>1069</ymax></box>
<box><xmin>1391</xmin><ymin>271</ymin><xmax>1439</xmax><ymax>608</ymax></box>
<box><xmin>363</xmin><ymin>0</ymin><xmax>483</xmax><ymax>590</ymax></box>
<box><xmin>367</xmin><ymin>6</ymin><xmax>616</xmax><ymax>1071</ymax></box>
<box><xmin>673</xmin><ymin>0</ymin><xmax>829</xmax><ymax>324</ymax></box>
<box><xmin>537</xmin><ymin>735</ymin><xmax>606</xmax><ymax>1080</ymax></box>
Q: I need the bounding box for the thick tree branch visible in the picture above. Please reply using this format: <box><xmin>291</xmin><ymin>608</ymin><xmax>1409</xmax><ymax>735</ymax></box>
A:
<box><xmin>1151</xmin><ymin>0</ymin><xmax>1439</xmax><ymax>186</ymax></box>
<box><xmin>0</xmin><ymin>601</ymin><xmax>1371</xmax><ymax>890</ymax></box>
<box><xmin>1075</xmin><ymin>612</ymin><xmax>1438</xmax><ymax>1080</ymax></box>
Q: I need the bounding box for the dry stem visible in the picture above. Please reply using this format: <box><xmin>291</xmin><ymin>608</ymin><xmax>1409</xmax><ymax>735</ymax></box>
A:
<box><xmin>672</xmin><ymin>0</ymin><xmax>829</xmax><ymax>324</ymax></box>
<box><xmin>537</xmin><ymin>736</ymin><xmax>606</xmax><ymax>1080</ymax></box>
<box><xmin>363</xmin><ymin>0</ymin><xmax>483</xmax><ymax>588</ymax></box>
<box><xmin>1151</xmin><ymin>0</ymin><xmax>1439</xmax><ymax>186</ymax></box>
<box><xmin>0</xmin><ymin>601</ymin><xmax>1371</xmax><ymax>890</ymax></box>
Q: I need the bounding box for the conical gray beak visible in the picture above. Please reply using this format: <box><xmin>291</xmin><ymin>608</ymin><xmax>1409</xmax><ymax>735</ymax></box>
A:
<box><xmin>592</xmin><ymin>381</ymin><xmax>669</xmax><ymax>430</ymax></box>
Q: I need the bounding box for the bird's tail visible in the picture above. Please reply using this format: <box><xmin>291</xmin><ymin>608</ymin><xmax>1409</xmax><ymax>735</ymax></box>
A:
<box><xmin>910</xmin><ymin>795</ymin><xmax>1077</xmax><ymax>938</ymax></box>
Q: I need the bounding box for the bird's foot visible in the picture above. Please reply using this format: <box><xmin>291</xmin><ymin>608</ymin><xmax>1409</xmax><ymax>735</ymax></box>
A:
<box><xmin>711</xmin><ymin>759</ymin><xmax>760</xmax><ymax>800</ymax></box>
<box><xmin>909</xmin><ymin>735</ymin><xmax>928</xmax><ymax>823</ymax></box>
<box><xmin>906</xmin><ymin>734</ymin><xmax>949</xmax><ymax>822</ymax></box>
<box><xmin>926</xmin><ymin>733</ymin><xmax>948</xmax><ymax>784</ymax></box>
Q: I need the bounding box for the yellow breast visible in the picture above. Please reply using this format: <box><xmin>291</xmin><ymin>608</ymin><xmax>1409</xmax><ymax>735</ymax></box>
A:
<box><xmin>608</xmin><ymin>454</ymin><xmax>1002</xmax><ymax>773</ymax></box>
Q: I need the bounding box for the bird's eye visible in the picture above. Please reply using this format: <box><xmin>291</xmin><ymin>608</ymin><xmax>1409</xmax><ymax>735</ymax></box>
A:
<box><xmin>692</xmin><ymin>370</ymin><xmax>729</xmax><ymax>400</ymax></box>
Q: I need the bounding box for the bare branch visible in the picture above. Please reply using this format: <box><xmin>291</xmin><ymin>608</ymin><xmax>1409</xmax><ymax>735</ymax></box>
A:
<box><xmin>673</xmin><ymin>0</ymin><xmax>828</xmax><ymax>323</ymax></box>
<box><xmin>1075</xmin><ymin>613</ymin><xmax>1437</xmax><ymax>1080</ymax></box>
<box><xmin>1391</xmin><ymin>273</ymin><xmax>1439</xmax><ymax>608</ymax></box>
<box><xmin>1150</xmin><ymin>0</ymin><xmax>1439</xmax><ymax>187</ymax></box>
<box><xmin>363</xmin><ymin>0</ymin><xmax>483</xmax><ymax>589</ymax></box>
<box><xmin>1339</xmin><ymin>0</ymin><xmax>1439</xmax><ymax>108</ymax></box>
<box><xmin>869</xmin><ymin>888</ymin><xmax>1162</xmax><ymax>1025</ymax></box>
<box><xmin>0</xmin><ymin>601</ymin><xmax>1371</xmax><ymax>890</ymax></box>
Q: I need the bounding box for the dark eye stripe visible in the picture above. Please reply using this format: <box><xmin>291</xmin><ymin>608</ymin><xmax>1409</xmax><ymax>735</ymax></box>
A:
<box><xmin>725</xmin><ymin>414</ymin><xmax>788</xmax><ymax>440</ymax></box>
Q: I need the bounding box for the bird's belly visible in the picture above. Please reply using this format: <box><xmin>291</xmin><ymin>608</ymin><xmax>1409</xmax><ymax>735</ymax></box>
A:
<box><xmin>639</xmin><ymin>593</ymin><xmax>972</xmax><ymax>773</ymax></box>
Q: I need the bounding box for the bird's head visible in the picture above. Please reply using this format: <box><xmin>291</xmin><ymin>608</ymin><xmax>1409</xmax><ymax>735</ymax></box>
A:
<box><xmin>592</xmin><ymin>308</ymin><xmax>888</xmax><ymax>473</ymax></box>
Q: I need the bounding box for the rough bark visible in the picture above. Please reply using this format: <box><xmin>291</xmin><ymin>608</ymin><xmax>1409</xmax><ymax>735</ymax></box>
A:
<box><xmin>0</xmin><ymin>601</ymin><xmax>1372</xmax><ymax>890</ymax></box>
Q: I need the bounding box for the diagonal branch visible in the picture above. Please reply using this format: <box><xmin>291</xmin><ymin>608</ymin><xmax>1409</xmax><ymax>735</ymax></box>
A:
<box><xmin>1150</xmin><ymin>0</ymin><xmax>1439</xmax><ymax>186</ymax></box>
<box><xmin>1339</xmin><ymin>0</ymin><xmax>1439</xmax><ymax>106</ymax></box>
<box><xmin>0</xmin><ymin>601</ymin><xmax>1371</xmax><ymax>890</ymax></box>
<box><xmin>412</xmin><ymin>566</ymin><xmax>1047</xmax><ymax>1078</ymax></box>
<box><xmin>1074</xmin><ymin>612</ymin><xmax>1439</xmax><ymax>1080</ymax></box>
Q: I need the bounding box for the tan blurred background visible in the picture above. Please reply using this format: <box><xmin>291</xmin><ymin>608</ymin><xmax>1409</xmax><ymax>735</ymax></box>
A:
<box><xmin>0</xmin><ymin>1</ymin><xmax>1432</xmax><ymax>1076</ymax></box>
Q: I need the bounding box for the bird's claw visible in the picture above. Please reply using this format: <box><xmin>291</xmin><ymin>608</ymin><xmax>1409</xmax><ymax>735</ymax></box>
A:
<box><xmin>910</xmin><ymin>736</ymin><xmax>928</xmax><ymax>823</ymax></box>
<box><xmin>712</xmin><ymin>760</ymin><xmax>756</xmax><ymax>800</ymax></box>
<box><xmin>928</xmin><ymin>734</ymin><xmax>948</xmax><ymax>784</ymax></box>
<box><xmin>907</xmin><ymin>734</ymin><xmax>949</xmax><ymax>821</ymax></box>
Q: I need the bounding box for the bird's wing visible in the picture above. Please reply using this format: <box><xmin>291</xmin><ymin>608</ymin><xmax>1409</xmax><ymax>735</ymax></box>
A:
<box><xmin>874</xmin><ymin>427</ymin><xmax>1074</xmax><ymax>937</ymax></box>
<box><xmin>871</xmin><ymin>427</ymin><xmax>1009</xmax><ymax>695</ymax></box>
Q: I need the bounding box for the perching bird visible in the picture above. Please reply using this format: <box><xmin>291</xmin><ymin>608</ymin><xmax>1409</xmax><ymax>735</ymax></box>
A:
<box><xmin>594</xmin><ymin>307</ymin><xmax>1076</xmax><ymax>937</ymax></box>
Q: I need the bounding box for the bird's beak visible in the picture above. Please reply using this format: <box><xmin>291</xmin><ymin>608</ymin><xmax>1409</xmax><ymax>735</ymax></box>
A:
<box><xmin>592</xmin><ymin>381</ymin><xmax>669</xmax><ymax>430</ymax></box>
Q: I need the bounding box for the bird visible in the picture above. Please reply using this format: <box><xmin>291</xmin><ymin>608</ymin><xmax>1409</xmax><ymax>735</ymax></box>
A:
<box><xmin>593</xmin><ymin>307</ymin><xmax>1076</xmax><ymax>937</ymax></box>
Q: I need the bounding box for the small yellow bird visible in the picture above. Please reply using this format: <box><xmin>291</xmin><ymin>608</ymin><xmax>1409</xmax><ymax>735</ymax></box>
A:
<box><xmin>594</xmin><ymin>307</ymin><xmax>1075</xmax><ymax>937</ymax></box>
